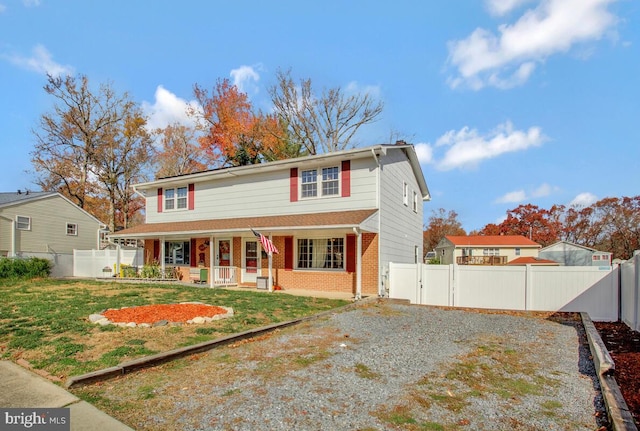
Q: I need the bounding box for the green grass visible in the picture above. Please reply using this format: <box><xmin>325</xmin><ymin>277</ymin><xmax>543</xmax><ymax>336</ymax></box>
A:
<box><xmin>0</xmin><ymin>279</ymin><xmax>348</xmax><ymax>379</ymax></box>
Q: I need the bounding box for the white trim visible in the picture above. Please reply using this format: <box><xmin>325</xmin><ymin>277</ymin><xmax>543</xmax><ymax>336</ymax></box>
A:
<box><xmin>66</xmin><ymin>222</ymin><xmax>78</xmax><ymax>236</ymax></box>
<box><xmin>16</xmin><ymin>215</ymin><xmax>31</xmax><ymax>230</ymax></box>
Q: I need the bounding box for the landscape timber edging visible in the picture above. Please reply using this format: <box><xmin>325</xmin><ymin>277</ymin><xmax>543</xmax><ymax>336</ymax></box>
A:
<box><xmin>581</xmin><ymin>312</ymin><xmax>638</xmax><ymax>431</ymax></box>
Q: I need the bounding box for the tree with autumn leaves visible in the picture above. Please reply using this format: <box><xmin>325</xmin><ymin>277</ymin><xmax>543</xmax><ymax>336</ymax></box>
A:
<box><xmin>31</xmin><ymin>74</ymin><xmax>154</xmax><ymax>233</ymax></box>
<box><xmin>190</xmin><ymin>78</ymin><xmax>297</xmax><ymax>167</ymax></box>
<box><xmin>432</xmin><ymin>198</ymin><xmax>640</xmax><ymax>260</ymax></box>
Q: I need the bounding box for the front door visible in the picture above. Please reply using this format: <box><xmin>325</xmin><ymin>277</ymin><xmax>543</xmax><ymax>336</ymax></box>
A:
<box><xmin>216</xmin><ymin>239</ymin><xmax>232</xmax><ymax>267</ymax></box>
<box><xmin>242</xmin><ymin>238</ymin><xmax>260</xmax><ymax>283</ymax></box>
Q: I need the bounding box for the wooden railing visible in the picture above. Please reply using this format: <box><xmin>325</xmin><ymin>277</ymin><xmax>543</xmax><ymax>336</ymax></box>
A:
<box><xmin>456</xmin><ymin>256</ymin><xmax>508</xmax><ymax>265</ymax></box>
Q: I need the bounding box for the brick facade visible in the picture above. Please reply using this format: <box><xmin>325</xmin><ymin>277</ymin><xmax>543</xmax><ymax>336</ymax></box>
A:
<box><xmin>144</xmin><ymin>233</ymin><xmax>379</xmax><ymax>295</ymax></box>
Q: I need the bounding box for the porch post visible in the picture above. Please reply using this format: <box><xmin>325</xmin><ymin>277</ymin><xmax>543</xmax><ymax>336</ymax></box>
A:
<box><xmin>160</xmin><ymin>237</ymin><xmax>165</xmax><ymax>278</ymax></box>
<box><xmin>268</xmin><ymin>233</ymin><xmax>273</xmax><ymax>292</ymax></box>
<box><xmin>355</xmin><ymin>228</ymin><xmax>362</xmax><ymax>300</ymax></box>
<box><xmin>209</xmin><ymin>235</ymin><xmax>215</xmax><ymax>288</ymax></box>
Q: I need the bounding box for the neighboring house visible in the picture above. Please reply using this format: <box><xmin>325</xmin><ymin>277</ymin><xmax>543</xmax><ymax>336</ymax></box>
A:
<box><xmin>507</xmin><ymin>256</ymin><xmax>559</xmax><ymax>266</ymax></box>
<box><xmin>111</xmin><ymin>143</ymin><xmax>431</xmax><ymax>298</ymax></box>
<box><xmin>435</xmin><ymin>235</ymin><xmax>541</xmax><ymax>265</ymax></box>
<box><xmin>0</xmin><ymin>191</ymin><xmax>107</xmax><ymax>277</ymax></box>
<box><xmin>539</xmin><ymin>241</ymin><xmax>612</xmax><ymax>267</ymax></box>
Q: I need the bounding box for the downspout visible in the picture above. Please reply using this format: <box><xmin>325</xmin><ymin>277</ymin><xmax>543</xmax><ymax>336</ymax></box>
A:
<box><xmin>371</xmin><ymin>148</ymin><xmax>383</xmax><ymax>297</ymax></box>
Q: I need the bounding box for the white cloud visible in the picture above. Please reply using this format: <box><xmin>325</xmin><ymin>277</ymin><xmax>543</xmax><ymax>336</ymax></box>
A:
<box><xmin>434</xmin><ymin>121</ymin><xmax>546</xmax><ymax>170</ymax></box>
<box><xmin>0</xmin><ymin>4</ymin><xmax>6</xmax><ymax>13</ymax></box>
<box><xmin>142</xmin><ymin>85</ymin><xmax>199</xmax><ymax>131</ymax></box>
<box><xmin>447</xmin><ymin>0</ymin><xmax>619</xmax><ymax>90</ymax></box>
<box><xmin>230</xmin><ymin>65</ymin><xmax>261</xmax><ymax>94</ymax></box>
<box><xmin>495</xmin><ymin>190</ymin><xmax>527</xmax><ymax>203</ymax></box>
<box><xmin>4</xmin><ymin>44</ymin><xmax>74</xmax><ymax>77</ymax></box>
<box><xmin>494</xmin><ymin>182</ymin><xmax>558</xmax><ymax>203</ymax></box>
<box><xmin>569</xmin><ymin>192</ymin><xmax>598</xmax><ymax>207</ymax></box>
<box><xmin>414</xmin><ymin>143</ymin><xmax>433</xmax><ymax>164</ymax></box>
<box><xmin>486</xmin><ymin>0</ymin><xmax>535</xmax><ymax>16</ymax></box>
<box><xmin>345</xmin><ymin>81</ymin><xmax>382</xmax><ymax>98</ymax></box>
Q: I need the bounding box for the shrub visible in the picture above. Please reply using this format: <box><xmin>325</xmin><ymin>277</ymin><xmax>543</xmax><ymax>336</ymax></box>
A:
<box><xmin>0</xmin><ymin>257</ymin><xmax>51</xmax><ymax>279</ymax></box>
<box><xmin>140</xmin><ymin>261</ymin><xmax>162</xmax><ymax>279</ymax></box>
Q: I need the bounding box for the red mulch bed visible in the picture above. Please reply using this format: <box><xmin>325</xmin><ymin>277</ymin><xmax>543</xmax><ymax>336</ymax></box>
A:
<box><xmin>102</xmin><ymin>304</ymin><xmax>228</xmax><ymax>325</ymax></box>
<box><xmin>595</xmin><ymin>321</ymin><xmax>640</xmax><ymax>426</ymax></box>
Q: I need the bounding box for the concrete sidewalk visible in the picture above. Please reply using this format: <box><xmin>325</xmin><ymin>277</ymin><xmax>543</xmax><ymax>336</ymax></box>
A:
<box><xmin>0</xmin><ymin>361</ymin><xmax>133</xmax><ymax>431</ymax></box>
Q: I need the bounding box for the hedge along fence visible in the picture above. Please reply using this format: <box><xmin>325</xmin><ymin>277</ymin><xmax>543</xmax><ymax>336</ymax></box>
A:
<box><xmin>0</xmin><ymin>257</ymin><xmax>51</xmax><ymax>279</ymax></box>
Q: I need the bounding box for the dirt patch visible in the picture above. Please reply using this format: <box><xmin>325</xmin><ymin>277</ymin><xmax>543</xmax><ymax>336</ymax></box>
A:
<box><xmin>595</xmin><ymin>321</ymin><xmax>640</xmax><ymax>426</ymax></box>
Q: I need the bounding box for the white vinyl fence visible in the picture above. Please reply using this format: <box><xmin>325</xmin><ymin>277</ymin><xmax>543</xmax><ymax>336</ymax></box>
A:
<box><xmin>620</xmin><ymin>254</ymin><xmax>640</xmax><ymax>331</ymax></box>
<box><xmin>73</xmin><ymin>249</ymin><xmax>144</xmax><ymax>278</ymax></box>
<box><xmin>388</xmin><ymin>263</ymin><xmax>620</xmax><ymax>322</ymax></box>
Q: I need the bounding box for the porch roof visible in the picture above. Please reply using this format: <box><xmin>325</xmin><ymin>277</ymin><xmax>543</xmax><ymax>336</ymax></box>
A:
<box><xmin>110</xmin><ymin>209</ymin><xmax>379</xmax><ymax>239</ymax></box>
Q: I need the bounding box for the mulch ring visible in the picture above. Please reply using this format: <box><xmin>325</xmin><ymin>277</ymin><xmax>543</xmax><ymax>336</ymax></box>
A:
<box><xmin>89</xmin><ymin>302</ymin><xmax>234</xmax><ymax>328</ymax></box>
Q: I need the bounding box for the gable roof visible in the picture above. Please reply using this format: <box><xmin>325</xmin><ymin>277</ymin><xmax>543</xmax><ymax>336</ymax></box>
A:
<box><xmin>111</xmin><ymin>209</ymin><xmax>378</xmax><ymax>239</ymax></box>
<box><xmin>539</xmin><ymin>240</ymin><xmax>598</xmax><ymax>253</ymax></box>
<box><xmin>443</xmin><ymin>235</ymin><xmax>541</xmax><ymax>248</ymax></box>
<box><xmin>0</xmin><ymin>191</ymin><xmax>106</xmax><ymax>226</ymax></box>
<box><xmin>133</xmin><ymin>144</ymin><xmax>431</xmax><ymax>201</ymax></box>
<box><xmin>0</xmin><ymin>191</ymin><xmax>56</xmax><ymax>207</ymax></box>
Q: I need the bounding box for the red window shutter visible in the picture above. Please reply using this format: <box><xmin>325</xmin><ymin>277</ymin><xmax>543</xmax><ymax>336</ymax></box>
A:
<box><xmin>190</xmin><ymin>239</ymin><xmax>197</xmax><ymax>267</ymax></box>
<box><xmin>188</xmin><ymin>183</ymin><xmax>195</xmax><ymax>210</ymax></box>
<box><xmin>290</xmin><ymin>168</ymin><xmax>298</xmax><ymax>202</ymax></box>
<box><xmin>284</xmin><ymin>236</ymin><xmax>293</xmax><ymax>270</ymax></box>
<box><xmin>341</xmin><ymin>160</ymin><xmax>351</xmax><ymax>197</ymax></box>
<box><xmin>153</xmin><ymin>239</ymin><xmax>160</xmax><ymax>262</ymax></box>
<box><xmin>346</xmin><ymin>234</ymin><xmax>356</xmax><ymax>273</ymax></box>
<box><xmin>157</xmin><ymin>188</ymin><xmax>163</xmax><ymax>213</ymax></box>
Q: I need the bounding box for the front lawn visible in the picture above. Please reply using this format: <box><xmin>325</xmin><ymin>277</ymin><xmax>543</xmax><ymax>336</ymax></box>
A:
<box><xmin>0</xmin><ymin>279</ymin><xmax>348</xmax><ymax>380</ymax></box>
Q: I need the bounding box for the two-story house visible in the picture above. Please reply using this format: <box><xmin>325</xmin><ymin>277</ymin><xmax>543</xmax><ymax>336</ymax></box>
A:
<box><xmin>0</xmin><ymin>191</ymin><xmax>107</xmax><ymax>277</ymax></box>
<box><xmin>111</xmin><ymin>143</ymin><xmax>430</xmax><ymax>298</ymax></box>
<box><xmin>435</xmin><ymin>235</ymin><xmax>541</xmax><ymax>265</ymax></box>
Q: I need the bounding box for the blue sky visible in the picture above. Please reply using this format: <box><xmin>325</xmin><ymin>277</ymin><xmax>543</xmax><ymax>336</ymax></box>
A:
<box><xmin>1</xmin><ymin>0</ymin><xmax>638</xmax><ymax>232</ymax></box>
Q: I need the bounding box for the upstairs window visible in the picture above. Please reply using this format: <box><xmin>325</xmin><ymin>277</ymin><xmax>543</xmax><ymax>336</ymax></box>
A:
<box><xmin>412</xmin><ymin>191</ymin><xmax>418</xmax><ymax>213</ymax></box>
<box><xmin>483</xmin><ymin>248</ymin><xmax>499</xmax><ymax>256</ymax></box>
<box><xmin>515</xmin><ymin>247</ymin><xmax>521</xmax><ymax>256</ymax></box>
<box><xmin>321</xmin><ymin>167</ymin><xmax>339</xmax><ymax>196</ymax></box>
<box><xmin>66</xmin><ymin>223</ymin><xmax>78</xmax><ymax>236</ymax></box>
<box><xmin>300</xmin><ymin>166</ymin><xmax>340</xmax><ymax>198</ymax></box>
<box><xmin>16</xmin><ymin>216</ymin><xmax>30</xmax><ymax>230</ymax></box>
<box><xmin>301</xmin><ymin>169</ymin><xmax>317</xmax><ymax>198</ymax></box>
<box><xmin>165</xmin><ymin>187</ymin><xmax>188</xmax><ymax>211</ymax></box>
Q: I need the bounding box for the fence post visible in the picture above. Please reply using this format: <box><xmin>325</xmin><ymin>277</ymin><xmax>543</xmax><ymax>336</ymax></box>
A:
<box><xmin>525</xmin><ymin>264</ymin><xmax>533</xmax><ymax>311</ymax></box>
<box><xmin>450</xmin><ymin>264</ymin><xmax>456</xmax><ymax>307</ymax></box>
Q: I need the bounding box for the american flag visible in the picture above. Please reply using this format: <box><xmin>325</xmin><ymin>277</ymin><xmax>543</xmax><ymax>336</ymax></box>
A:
<box><xmin>251</xmin><ymin>229</ymin><xmax>279</xmax><ymax>254</ymax></box>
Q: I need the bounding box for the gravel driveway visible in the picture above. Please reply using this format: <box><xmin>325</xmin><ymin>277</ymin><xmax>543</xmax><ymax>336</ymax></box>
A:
<box><xmin>80</xmin><ymin>300</ymin><xmax>609</xmax><ymax>430</ymax></box>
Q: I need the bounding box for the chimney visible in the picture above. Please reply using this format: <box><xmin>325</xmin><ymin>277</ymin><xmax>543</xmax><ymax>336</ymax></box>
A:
<box><xmin>395</xmin><ymin>140</ymin><xmax>406</xmax><ymax>146</ymax></box>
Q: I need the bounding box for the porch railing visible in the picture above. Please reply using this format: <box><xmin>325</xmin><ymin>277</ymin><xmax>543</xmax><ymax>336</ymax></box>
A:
<box><xmin>212</xmin><ymin>266</ymin><xmax>237</xmax><ymax>286</ymax></box>
<box><xmin>456</xmin><ymin>256</ymin><xmax>508</xmax><ymax>265</ymax></box>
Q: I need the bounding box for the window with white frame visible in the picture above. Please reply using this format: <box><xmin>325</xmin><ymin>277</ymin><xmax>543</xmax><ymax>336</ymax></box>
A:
<box><xmin>16</xmin><ymin>216</ymin><xmax>30</xmax><ymax>230</ymax></box>
<box><xmin>412</xmin><ymin>191</ymin><xmax>418</xmax><ymax>213</ymax></box>
<box><xmin>483</xmin><ymin>248</ymin><xmax>499</xmax><ymax>256</ymax></box>
<box><xmin>297</xmin><ymin>237</ymin><xmax>344</xmax><ymax>269</ymax></box>
<box><xmin>403</xmin><ymin>182</ymin><xmax>409</xmax><ymax>206</ymax></box>
<box><xmin>300</xmin><ymin>166</ymin><xmax>340</xmax><ymax>198</ymax></box>
<box><xmin>66</xmin><ymin>223</ymin><xmax>78</xmax><ymax>236</ymax></box>
<box><xmin>515</xmin><ymin>247</ymin><xmax>521</xmax><ymax>256</ymax></box>
<box><xmin>164</xmin><ymin>187</ymin><xmax>188</xmax><ymax>210</ymax></box>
